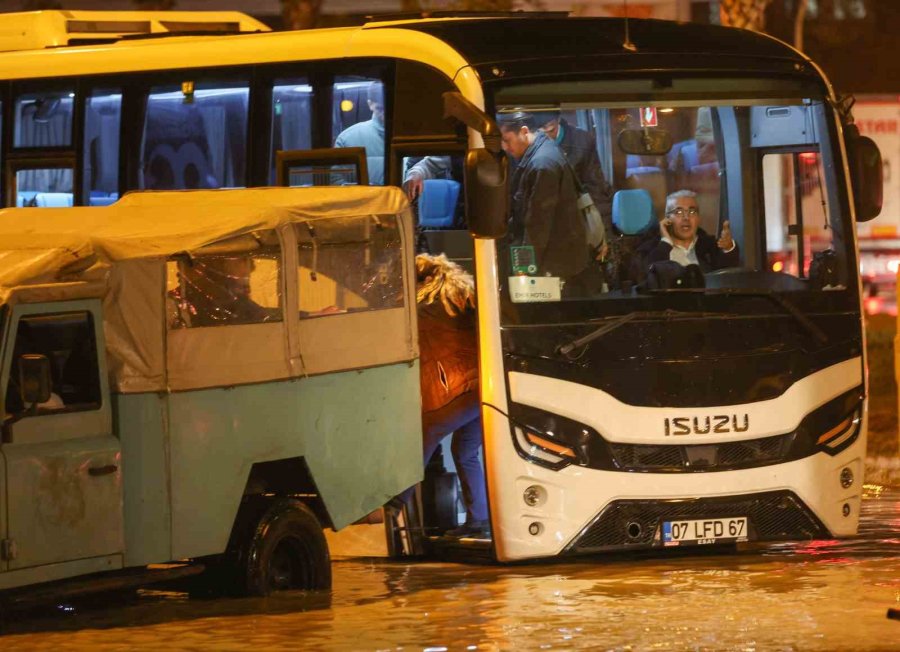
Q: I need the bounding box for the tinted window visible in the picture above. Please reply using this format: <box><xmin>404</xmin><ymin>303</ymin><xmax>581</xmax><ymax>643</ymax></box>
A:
<box><xmin>14</xmin><ymin>89</ymin><xmax>74</xmax><ymax>148</ymax></box>
<box><xmin>140</xmin><ymin>81</ymin><xmax>249</xmax><ymax>190</ymax></box>
<box><xmin>332</xmin><ymin>77</ymin><xmax>385</xmax><ymax>185</ymax></box>
<box><xmin>15</xmin><ymin>167</ymin><xmax>73</xmax><ymax>207</ymax></box>
<box><xmin>83</xmin><ymin>89</ymin><xmax>122</xmax><ymax>206</ymax></box>
<box><xmin>271</xmin><ymin>79</ymin><xmax>313</xmax><ymax>184</ymax></box>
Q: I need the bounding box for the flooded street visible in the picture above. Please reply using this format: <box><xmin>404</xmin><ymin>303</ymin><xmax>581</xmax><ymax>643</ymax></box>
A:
<box><xmin>2</xmin><ymin>485</ymin><xmax>898</xmax><ymax>651</ymax></box>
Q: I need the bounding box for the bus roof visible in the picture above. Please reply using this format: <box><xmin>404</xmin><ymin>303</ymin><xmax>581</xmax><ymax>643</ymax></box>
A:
<box><xmin>379</xmin><ymin>17</ymin><xmax>813</xmax><ymax>81</ymax></box>
<box><xmin>0</xmin><ymin>10</ymin><xmax>270</xmax><ymax>52</ymax></box>
<box><xmin>0</xmin><ymin>15</ymin><xmax>815</xmax><ymax>84</ymax></box>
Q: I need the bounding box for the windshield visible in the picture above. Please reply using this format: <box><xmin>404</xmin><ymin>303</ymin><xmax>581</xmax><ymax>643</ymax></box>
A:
<box><xmin>494</xmin><ymin>86</ymin><xmax>855</xmax><ymax>324</ymax></box>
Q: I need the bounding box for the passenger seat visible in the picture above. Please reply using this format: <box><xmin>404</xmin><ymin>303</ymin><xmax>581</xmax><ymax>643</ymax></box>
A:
<box><xmin>611</xmin><ymin>188</ymin><xmax>656</xmax><ymax>287</ymax></box>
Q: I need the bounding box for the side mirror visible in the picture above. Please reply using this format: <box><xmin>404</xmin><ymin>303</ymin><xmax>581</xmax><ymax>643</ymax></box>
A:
<box><xmin>617</xmin><ymin>128</ymin><xmax>673</xmax><ymax>156</ymax></box>
<box><xmin>443</xmin><ymin>92</ymin><xmax>509</xmax><ymax>239</ymax></box>
<box><xmin>19</xmin><ymin>354</ymin><xmax>51</xmax><ymax>407</ymax></box>
<box><xmin>845</xmin><ymin>124</ymin><xmax>883</xmax><ymax>222</ymax></box>
<box><xmin>465</xmin><ymin>149</ymin><xmax>509</xmax><ymax>239</ymax></box>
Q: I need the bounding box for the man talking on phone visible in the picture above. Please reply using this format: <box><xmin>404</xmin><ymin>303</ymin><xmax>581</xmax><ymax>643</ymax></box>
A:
<box><xmin>641</xmin><ymin>189</ymin><xmax>739</xmax><ymax>272</ymax></box>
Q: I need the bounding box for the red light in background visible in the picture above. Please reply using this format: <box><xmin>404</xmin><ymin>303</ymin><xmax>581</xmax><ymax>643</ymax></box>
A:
<box><xmin>799</xmin><ymin>152</ymin><xmax>818</xmax><ymax>163</ymax></box>
<box><xmin>865</xmin><ymin>297</ymin><xmax>883</xmax><ymax>314</ymax></box>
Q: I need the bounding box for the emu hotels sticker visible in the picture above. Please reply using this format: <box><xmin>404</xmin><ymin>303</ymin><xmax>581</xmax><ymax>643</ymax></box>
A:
<box><xmin>508</xmin><ymin>276</ymin><xmax>562</xmax><ymax>303</ymax></box>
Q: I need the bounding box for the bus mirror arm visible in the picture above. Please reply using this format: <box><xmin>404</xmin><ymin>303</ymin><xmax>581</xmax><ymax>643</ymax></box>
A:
<box><xmin>442</xmin><ymin>92</ymin><xmax>503</xmax><ymax>154</ymax></box>
<box><xmin>442</xmin><ymin>92</ymin><xmax>509</xmax><ymax>239</ymax></box>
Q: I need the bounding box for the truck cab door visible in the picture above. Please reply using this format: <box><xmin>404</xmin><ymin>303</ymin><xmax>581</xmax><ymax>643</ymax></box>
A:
<box><xmin>0</xmin><ymin>300</ymin><xmax>123</xmax><ymax>571</ymax></box>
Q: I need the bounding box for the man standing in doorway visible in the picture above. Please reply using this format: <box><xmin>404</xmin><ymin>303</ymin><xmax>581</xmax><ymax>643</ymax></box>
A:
<box><xmin>500</xmin><ymin>111</ymin><xmax>597</xmax><ymax>295</ymax></box>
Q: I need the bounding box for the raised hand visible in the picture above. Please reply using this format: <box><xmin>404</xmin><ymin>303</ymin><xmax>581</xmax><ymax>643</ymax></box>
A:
<box><xmin>717</xmin><ymin>220</ymin><xmax>734</xmax><ymax>251</ymax></box>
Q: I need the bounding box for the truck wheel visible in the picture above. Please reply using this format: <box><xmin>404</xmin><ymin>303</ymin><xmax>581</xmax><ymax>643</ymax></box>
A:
<box><xmin>243</xmin><ymin>499</ymin><xmax>331</xmax><ymax>595</ymax></box>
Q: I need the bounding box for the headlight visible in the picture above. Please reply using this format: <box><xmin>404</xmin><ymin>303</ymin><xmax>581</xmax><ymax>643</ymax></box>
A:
<box><xmin>795</xmin><ymin>387</ymin><xmax>863</xmax><ymax>456</ymax></box>
<box><xmin>508</xmin><ymin>402</ymin><xmax>598</xmax><ymax>470</ymax></box>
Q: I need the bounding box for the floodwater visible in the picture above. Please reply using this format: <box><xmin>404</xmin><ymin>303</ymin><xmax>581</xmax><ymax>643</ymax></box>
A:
<box><xmin>2</xmin><ymin>486</ymin><xmax>898</xmax><ymax>651</ymax></box>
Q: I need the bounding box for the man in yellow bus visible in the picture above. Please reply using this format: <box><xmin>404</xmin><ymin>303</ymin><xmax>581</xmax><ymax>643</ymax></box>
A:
<box><xmin>334</xmin><ymin>83</ymin><xmax>385</xmax><ymax>185</ymax></box>
<box><xmin>640</xmin><ymin>189</ymin><xmax>738</xmax><ymax>272</ymax></box>
<box><xmin>500</xmin><ymin>111</ymin><xmax>601</xmax><ymax>296</ymax></box>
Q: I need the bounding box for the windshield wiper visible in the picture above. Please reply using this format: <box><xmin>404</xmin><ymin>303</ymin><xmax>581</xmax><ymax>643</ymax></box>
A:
<box><xmin>641</xmin><ymin>288</ymin><xmax>828</xmax><ymax>346</ymax></box>
<box><xmin>556</xmin><ymin>309</ymin><xmax>717</xmax><ymax>356</ymax></box>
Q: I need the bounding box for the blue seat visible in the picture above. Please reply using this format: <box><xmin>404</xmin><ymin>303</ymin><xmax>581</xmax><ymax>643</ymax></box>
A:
<box><xmin>89</xmin><ymin>191</ymin><xmax>119</xmax><ymax>207</ymax></box>
<box><xmin>418</xmin><ymin>179</ymin><xmax>461</xmax><ymax>228</ymax></box>
<box><xmin>612</xmin><ymin>189</ymin><xmax>655</xmax><ymax>235</ymax></box>
<box><xmin>34</xmin><ymin>192</ymin><xmax>74</xmax><ymax>208</ymax></box>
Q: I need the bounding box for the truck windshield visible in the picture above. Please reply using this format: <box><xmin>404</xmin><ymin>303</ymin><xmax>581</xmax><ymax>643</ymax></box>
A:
<box><xmin>493</xmin><ymin>90</ymin><xmax>854</xmax><ymax>324</ymax></box>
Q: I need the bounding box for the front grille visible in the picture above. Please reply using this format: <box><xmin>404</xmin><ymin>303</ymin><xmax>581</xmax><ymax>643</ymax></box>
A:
<box><xmin>609</xmin><ymin>433</ymin><xmax>794</xmax><ymax>472</ymax></box>
<box><xmin>566</xmin><ymin>490</ymin><xmax>829</xmax><ymax>553</ymax></box>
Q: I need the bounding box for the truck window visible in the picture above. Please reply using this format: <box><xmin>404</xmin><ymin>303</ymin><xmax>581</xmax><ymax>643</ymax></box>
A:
<box><xmin>296</xmin><ymin>214</ymin><xmax>403</xmax><ymax>318</ymax></box>
<box><xmin>167</xmin><ymin>242</ymin><xmax>283</xmax><ymax>329</ymax></box>
<box><xmin>4</xmin><ymin>311</ymin><xmax>101</xmax><ymax>415</ymax></box>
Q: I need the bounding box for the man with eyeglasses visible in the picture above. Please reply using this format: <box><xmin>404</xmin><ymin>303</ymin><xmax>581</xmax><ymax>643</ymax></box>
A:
<box><xmin>642</xmin><ymin>189</ymin><xmax>739</xmax><ymax>272</ymax></box>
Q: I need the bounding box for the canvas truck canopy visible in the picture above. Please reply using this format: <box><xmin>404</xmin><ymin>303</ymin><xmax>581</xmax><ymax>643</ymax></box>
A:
<box><xmin>0</xmin><ymin>187</ymin><xmax>417</xmax><ymax>393</ymax></box>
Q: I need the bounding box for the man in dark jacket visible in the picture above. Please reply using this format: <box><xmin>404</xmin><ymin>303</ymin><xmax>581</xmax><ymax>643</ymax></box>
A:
<box><xmin>640</xmin><ymin>189</ymin><xmax>739</xmax><ymax>272</ymax></box>
<box><xmin>500</xmin><ymin>111</ymin><xmax>596</xmax><ymax>293</ymax></box>
<box><xmin>538</xmin><ymin>112</ymin><xmax>613</xmax><ymax>226</ymax></box>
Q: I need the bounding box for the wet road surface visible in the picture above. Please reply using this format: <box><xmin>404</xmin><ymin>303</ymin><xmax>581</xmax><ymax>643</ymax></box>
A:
<box><xmin>2</xmin><ymin>485</ymin><xmax>898</xmax><ymax>651</ymax></box>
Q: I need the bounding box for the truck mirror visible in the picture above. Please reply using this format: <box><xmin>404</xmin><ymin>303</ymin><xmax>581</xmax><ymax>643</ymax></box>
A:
<box><xmin>465</xmin><ymin>148</ymin><xmax>509</xmax><ymax>239</ymax></box>
<box><xmin>443</xmin><ymin>91</ymin><xmax>509</xmax><ymax>239</ymax></box>
<box><xmin>19</xmin><ymin>354</ymin><xmax>51</xmax><ymax>407</ymax></box>
<box><xmin>845</xmin><ymin>124</ymin><xmax>883</xmax><ymax>222</ymax></box>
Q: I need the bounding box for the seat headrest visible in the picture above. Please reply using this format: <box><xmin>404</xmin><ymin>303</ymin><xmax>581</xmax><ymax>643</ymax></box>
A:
<box><xmin>612</xmin><ymin>189</ymin><xmax>655</xmax><ymax>235</ymax></box>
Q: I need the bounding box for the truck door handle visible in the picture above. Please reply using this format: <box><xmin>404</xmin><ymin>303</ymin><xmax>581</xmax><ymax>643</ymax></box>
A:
<box><xmin>88</xmin><ymin>464</ymin><xmax>118</xmax><ymax>477</ymax></box>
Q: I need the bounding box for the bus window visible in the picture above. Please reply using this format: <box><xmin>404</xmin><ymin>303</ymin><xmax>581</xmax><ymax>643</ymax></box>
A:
<box><xmin>332</xmin><ymin>76</ymin><xmax>385</xmax><ymax>185</ymax></box>
<box><xmin>15</xmin><ymin>167</ymin><xmax>73</xmax><ymax>207</ymax></box>
<box><xmin>295</xmin><ymin>215</ymin><xmax>403</xmax><ymax>318</ymax></box>
<box><xmin>140</xmin><ymin>81</ymin><xmax>249</xmax><ymax>190</ymax></box>
<box><xmin>270</xmin><ymin>79</ymin><xmax>313</xmax><ymax>184</ymax></box>
<box><xmin>763</xmin><ymin>151</ymin><xmax>835</xmax><ymax>280</ymax></box>
<box><xmin>83</xmin><ymin>89</ymin><xmax>122</xmax><ymax>206</ymax></box>
<box><xmin>14</xmin><ymin>89</ymin><xmax>74</xmax><ymax>149</ymax></box>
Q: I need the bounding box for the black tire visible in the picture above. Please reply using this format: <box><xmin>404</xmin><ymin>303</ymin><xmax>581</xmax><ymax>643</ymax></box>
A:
<box><xmin>241</xmin><ymin>499</ymin><xmax>331</xmax><ymax>596</ymax></box>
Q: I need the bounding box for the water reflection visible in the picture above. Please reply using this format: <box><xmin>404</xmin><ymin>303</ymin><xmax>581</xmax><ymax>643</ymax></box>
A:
<box><xmin>2</xmin><ymin>488</ymin><xmax>897</xmax><ymax>651</ymax></box>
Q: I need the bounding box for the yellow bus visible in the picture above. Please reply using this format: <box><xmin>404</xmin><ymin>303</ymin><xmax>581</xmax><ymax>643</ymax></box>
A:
<box><xmin>0</xmin><ymin>10</ymin><xmax>882</xmax><ymax>568</ymax></box>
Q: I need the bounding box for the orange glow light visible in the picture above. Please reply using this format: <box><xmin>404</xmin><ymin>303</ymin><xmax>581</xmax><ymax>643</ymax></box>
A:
<box><xmin>772</xmin><ymin>261</ymin><xmax>784</xmax><ymax>272</ymax></box>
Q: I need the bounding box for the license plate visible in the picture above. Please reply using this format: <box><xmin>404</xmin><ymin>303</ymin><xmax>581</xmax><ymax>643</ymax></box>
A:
<box><xmin>662</xmin><ymin>517</ymin><xmax>748</xmax><ymax>546</ymax></box>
